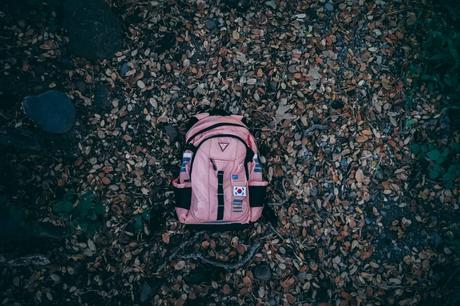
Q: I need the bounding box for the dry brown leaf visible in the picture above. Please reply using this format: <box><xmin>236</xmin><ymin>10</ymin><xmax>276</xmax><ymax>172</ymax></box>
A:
<box><xmin>355</xmin><ymin>169</ymin><xmax>365</xmax><ymax>184</ymax></box>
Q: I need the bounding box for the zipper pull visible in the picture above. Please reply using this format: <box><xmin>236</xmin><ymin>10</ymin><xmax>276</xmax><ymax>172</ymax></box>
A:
<box><xmin>210</xmin><ymin>158</ymin><xmax>217</xmax><ymax>171</ymax></box>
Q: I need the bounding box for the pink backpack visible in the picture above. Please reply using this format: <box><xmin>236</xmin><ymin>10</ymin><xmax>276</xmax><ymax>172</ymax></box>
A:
<box><xmin>172</xmin><ymin>113</ymin><xmax>268</xmax><ymax>225</ymax></box>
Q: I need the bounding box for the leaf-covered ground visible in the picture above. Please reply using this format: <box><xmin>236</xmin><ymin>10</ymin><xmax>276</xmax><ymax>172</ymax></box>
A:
<box><xmin>1</xmin><ymin>0</ymin><xmax>459</xmax><ymax>305</ymax></box>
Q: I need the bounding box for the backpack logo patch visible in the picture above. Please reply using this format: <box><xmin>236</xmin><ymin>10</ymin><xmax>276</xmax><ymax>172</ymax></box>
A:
<box><xmin>218</xmin><ymin>142</ymin><xmax>229</xmax><ymax>152</ymax></box>
<box><xmin>232</xmin><ymin>199</ymin><xmax>243</xmax><ymax>212</ymax></box>
<box><xmin>233</xmin><ymin>186</ymin><xmax>247</xmax><ymax>197</ymax></box>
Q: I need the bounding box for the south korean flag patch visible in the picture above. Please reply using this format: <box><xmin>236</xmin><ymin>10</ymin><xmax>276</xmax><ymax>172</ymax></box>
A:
<box><xmin>233</xmin><ymin>186</ymin><xmax>247</xmax><ymax>197</ymax></box>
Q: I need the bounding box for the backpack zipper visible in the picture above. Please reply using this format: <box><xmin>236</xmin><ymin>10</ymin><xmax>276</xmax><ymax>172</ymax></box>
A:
<box><xmin>186</xmin><ymin>123</ymin><xmax>246</xmax><ymax>144</ymax></box>
<box><xmin>189</xmin><ymin>134</ymin><xmax>252</xmax><ymax>180</ymax></box>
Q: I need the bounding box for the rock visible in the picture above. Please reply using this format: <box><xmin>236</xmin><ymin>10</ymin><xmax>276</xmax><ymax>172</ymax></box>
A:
<box><xmin>120</xmin><ymin>62</ymin><xmax>130</xmax><ymax>77</ymax></box>
<box><xmin>138</xmin><ymin>278</ymin><xmax>162</xmax><ymax>304</ymax></box>
<box><xmin>174</xmin><ymin>260</ymin><xmax>185</xmax><ymax>270</ymax></box>
<box><xmin>22</xmin><ymin>90</ymin><xmax>75</xmax><ymax>134</ymax></box>
<box><xmin>325</xmin><ymin>2</ymin><xmax>334</xmax><ymax>11</ymax></box>
<box><xmin>137</xmin><ymin>80</ymin><xmax>146</xmax><ymax>89</ymax></box>
<box><xmin>291</xmin><ymin>215</ymin><xmax>302</xmax><ymax>224</ymax></box>
<box><xmin>340</xmin><ymin>159</ymin><xmax>348</xmax><ymax>171</ymax></box>
<box><xmin>268</xmin><ymin>298</ymin><xmax>278</xmax><ymax>306</ymax></box>
<box><xmin>163</xmin><ymin>124</ymin><xmax>178</xmax><ymax>141</ymax></box>
<box><xmin>139</xmin><ymin>281</ymin><xmax>153</xmax><ymax>304</ymax></box>
<box><xmin>253</xmin><ymin>263</ymin><xmax>271</xmax><ymax>281</ymax></box>
<box><xmin>310</xmin><ymin>186</ymin><xmax>318</xmax><ymax>197</ymax></box>
<box><xmin>265</xmin><ymin>1</ymin><xmax>277</xmax><ymax>9</ymax></box>
<box><xmin>205</xmin><ymin>19</ymin><xmax>218</xmax><ymax>30</ymax></box>
<box><xmin>431</xmin><ymin>232</ymin><xmax>442</xmax><ymax>248</ymax></box>
<box><xmin>63</xmin><ymin>0</ymin><xmax>124</xmax><ymax>60</ymax></box>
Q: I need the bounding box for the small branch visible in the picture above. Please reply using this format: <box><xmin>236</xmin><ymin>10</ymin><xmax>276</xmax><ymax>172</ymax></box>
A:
<box><xmin>180</xmin><ymin>241</ymin><xmax>261</xmax><ymax>271</ymax></box>
<box><xmin>268</xmin><ymin>178</ymin><xmax>289</xmax><ymax>207</ymax></box>
<box><xmin>154</xmin><ymin>231</ymin><xmax>203</xmax><ymax>274</ymax></box>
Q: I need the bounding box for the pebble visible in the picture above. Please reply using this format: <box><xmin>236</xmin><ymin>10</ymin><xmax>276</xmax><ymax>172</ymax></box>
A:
<box><xmin>174</xmin><ymin>260</ymin><xmax>185</xmax><ymax>270</ymax></box>
<box><xmin>265</xmin><ymin>1</ymin><xmax>276</xmax><ymax>9</ymax></box>
<box><xmin>137</xmin><ymin>80</ymin><xmax>146</xmax><ymax>89</ymax></box>
<box><xmin>120</xmin><ymin>62</ymin><xmax>130</xmax><ymax>77</ymax></box>
<box><xmin>205</xmin><ymin>19</ymin><xmax>217</xmax><ymax>30</ymax></box>
<box><xmin>291</xmin><ymin>215</ymin><xmax>302</xmax><ymax>224</ymax></box>
<box><xmin>139</xmin><ymin>281</ymin><xmax>153</xmax><ymax>303</ymax></box>
<box><xmin>253</xmin><ymin>263</ymin><xmax>272</xmax><ymax>281</ymax></box>
<box><xmin>163</xmin><ymin>124</ymin><xmax>178</xmax><ymax>141</ymax></box>
<box><xmin>325</xmin><ymin>2</ymin><xmax>334</xmax><ymax>11</ymax></box>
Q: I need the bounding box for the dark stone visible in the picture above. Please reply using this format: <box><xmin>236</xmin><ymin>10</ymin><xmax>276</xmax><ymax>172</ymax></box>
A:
<box><xmin>374</xmin><ymin>167</ymin><xmax>384</xmax><ymax>180</ymax></box>
<box><xmin>340</xmin><ymin>159</ymin><xmax>348</xmax><ymax>171</ymax></box>
<box><xmin>430</xmin><ymin>232</ymin><xmax>442</xmax><ymax>248</ymax></box>
<box><xmin>253</xmin><ymin>263</ymin><xmax>271</xmax><ymax>281</ymax></box>
<box><xmin>138</xmin><ymin>278</ymin><xmax>162</xmax><ymax>304</ymax></box>
<box><xmin>205</xmin><ymin>19</ymin><xmax>218</xmax><ymax>30</ymax></box>
<box><xmin>267</xmin><ymin>81</ymin><xmax>278</xmax><ymax>92</ymax></box>
<box><xmin>63</xmin><ymin>0</ymin><xmax>124</xmax><ymax>60</ymax></box>
<box><xmin>94</xmin><ymin>84</ymin><xmax>110</xmax><ymax>111</ymax></box>
<box><xmin>268</xmin><ymin>298</ymin><xmax>278</xmax><ymax>306</ymax></box>
<box><xmin>163</xmin><ymin>124</ymin><xmax>178</xmax><ymax>141</ymax></box>
<box><xmin>310</xmin><ymin>186</ymin><xmax>318</xmax><ymax>196</ymax></box>
<box><xmin>120</xmin><ymin>62</ymin><xmax>130</xmax><ymax>77</ymax></box>
<box><xmin>22</xmin><ymin>90</ymin><xmax>76</xmax><ymax>134</ymax></box>
<box><xmin>139</xmin><ymin>282</ymin><xmax>153</xmax><ymax>304</ymax></box>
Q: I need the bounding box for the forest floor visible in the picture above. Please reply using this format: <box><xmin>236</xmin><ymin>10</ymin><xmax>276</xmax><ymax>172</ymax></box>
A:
<box><xmin>0</xmin><ymin>0</ymin><xmax>459</xmax><ymax>305</ymax></box>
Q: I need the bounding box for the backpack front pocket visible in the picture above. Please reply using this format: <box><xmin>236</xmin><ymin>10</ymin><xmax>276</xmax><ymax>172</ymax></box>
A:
<box><xmin>229</xmin><ymin>179</ymin><xmax>250</xmax><ymax>221</ymax></box>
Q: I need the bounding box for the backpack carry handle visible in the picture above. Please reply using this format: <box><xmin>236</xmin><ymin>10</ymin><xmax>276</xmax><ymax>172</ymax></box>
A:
<box><xmin>185</xmin><ymin>112</ymin><xmax>246</xmax><ymax>132</ymax></box>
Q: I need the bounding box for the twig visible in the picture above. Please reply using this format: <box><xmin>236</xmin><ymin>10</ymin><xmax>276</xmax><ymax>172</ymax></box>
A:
<box><xmin>268</xmin><ymin>178</ymin><xmax>289</xmax><ymax>207</ymax></box>
<box><xmin>179</xmin><ymin>241</ymin><xmax>261</xmax><ymax>271</ymax></box>
<box><xmin>382</xmin><ymin>9</ymin><xmax>408</xmax><ymax>17</ymax></box>
<box><xmin>154</xmin><ymin>231</ymin><xmax>203</xmax><ymax>274</ymax></box>
<box><xmin>268</xmin><ymin>223</ymin><xmax>284</xmax><ymax>241</ymax></box>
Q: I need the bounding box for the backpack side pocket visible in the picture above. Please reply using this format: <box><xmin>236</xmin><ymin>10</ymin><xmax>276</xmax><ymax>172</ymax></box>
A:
<box><xmin>248</xmin><ymin>180</ymin><xmax>268</xmax><ymax>222</ymax></box>
<box><xmin>172</xmin><ymin>178</ymin><xmax>192</xmax><ymax>223</ymax></box>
